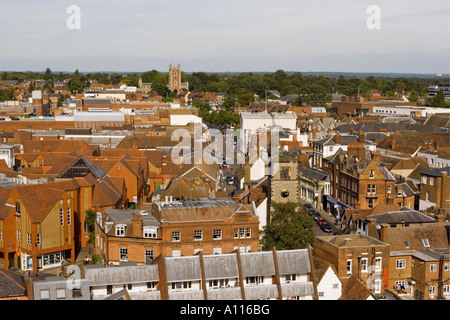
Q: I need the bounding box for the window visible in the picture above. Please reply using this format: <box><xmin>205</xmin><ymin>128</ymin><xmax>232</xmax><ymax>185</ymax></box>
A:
<box><xmin>27</xmin><ymin>233</ymin><xmax>32</xmax><ymax>245</ymax></box>
<box><xmin>37</xmin><ymin>234</ymin><xmax>41</xmax><ymax>245</ymax></box>
<box><xmin>369</xmin><ymin>171</ymin><xmax>374</xmax><ymax>179</ymax></box>
<box><xmin>422</xmin><ymin>239</ymin><xmax>430</xmax><ymax>247</ymax></box>
<box><xmin>40</xmin><ymin>289</ymin><xmax>50</xmax><ymax>300</ymax></box>
<box><xmin>239</xmin><ymin>228</ymin><xmax>245</xmax><ymax>239</ymax></box>
<box><xmin>119</xmin><ymin>248</ymin><xmax>128</xmax><ymax>261</ymax></box>
<box><xmin>56</xmin><ymin>288</ymin><xmax>66</xmax><ymax>299</ymax></box>
<box><xmin>234</xmin><ymin>229</ymin><xmax>239</xmax><ymax>239</ymax></box>
<box><xmin>171</xmin><ymin>281</ymin><xmax>191</xmax><ymax>291</ymax></box>
<box><xmin>60</xmin><ymin>207</ymin><xmax>64</xmax><ymax>226</ymax></box>
<box><xmin>246</xmin><ymin>228</ymin><xmax>251</xmax><ymax>238</ymax></box>
<box><xmin>396</xmin><ymin>259</ymin><xmax>406</xmax><ymax>269</ymax></box>
<box><xmin>375</xmin><ymin>257</ymin><xmax>382</xmax><ymax>271</ymax></box>
<box><xmin>280</xmin><ymin>167</ymin><xmax>290</xmax><ymax>180</ymax></box>
<box><xmin>445</xmin><ymin>263</ymin><xmax>450</xmax><ymax>271</ymax></box>
<box><xmin>116</xmin><ymin>225</ymin><xmax>125</xmax><ymax>236</ymax></box>
<box><xmin>374</xmin><ymin>279</ymin><xmax>382</xmax><ymax>294</ymax></box>
<box><xmin>213</xmin><ymin>247</ymin><xmax>222</xmax><ymax>255</ymax></box>
<box><xmin>67</xmin><ymin>200</ymin><xmax>71</xmax><ymax>225</ymax></box>
<box><xmin>387</xmin><ymin>185</ymin><xmax>392</xmax><ymax>193</ymax></box>
<box><xmin>444</xmin><ymin>285</ymin><xmax>450</xmax><ymax>296</ymax></box>
<box><xmin>429</xmin><ymin>286</ymin><xmax>436</xmax><ymax>296</ymax></box>
<box><xmin>361</xmin><ymin>258</ymin><xmax>368</xmax><ymax>272</ymax></box>
<box><xmin>368</xmin><ymin>198</ymin><xmax>374</xmax><ymax>209</ymax></box>
<box><xmin>285</xmin><ymin>274</ymin><xmax>296</xmax><ymax>282</ymax></box>
<box><xmin>15</xmin><ymin>201</ymin><xmax>20</xmax><ymax>220</ymax></box>
<box><xmin>143</xmin><ymin>227</ymin><xmax>157</xmax><ymax>238</ymax></box>
<box><xmin>347</xmin><ymin>260</ymin><xmax>352</xmax><ymax>274</ymax></box>
<box><xmin>172</xmin><ymin>231</ymin><xmax>180</xmax><ymax>242</ymax></box>
<box><xmin>421</xmin><ymin>176</ymin><xmax>427</xmax><ymax>184</ymax></box>
<box><xmin>209</xmin><ymin>279</ymin><xmax>229</xmax><ymax>289</ymax></box>
<box><xmin>213</xmin><ymin>229</ymin><xmax>222</xmax><ymax>240</ymax></box>
<box><xmin>145</xmin><ymin>249</ymin><xmax>153</xmax><ymax>262</ymax></box>
<box><xmin>372</xmin><ymin>184</ymin><xmax>376</xmax><ymax>193</ymax></box>
<box><xmin>246</xmin><ymin>276</ymin><xmax>264</xmax><ymax>285</ymax></box>
<box><xmin>194</xmin><ymin>230</ymin><xmax>202</xmax><ymax>240</ymax></box>
<box><xmin>17</xmin><ymin>230</ymin><xmax>21</xmax><ymax>241</ymax></box>
<box><xmin>404</xmin><ymin>240</ymin><xmax>409</xmax><ymax>248</ymax></box>
<box><xmin>430</xmin><ymin>264</ymin><xmax>437</xmax><ymax>272</ymax></box>
<box><xmin>429</xmin><ymin>177</ymin><xmax>434</xmax><ymax>186</ymax></box>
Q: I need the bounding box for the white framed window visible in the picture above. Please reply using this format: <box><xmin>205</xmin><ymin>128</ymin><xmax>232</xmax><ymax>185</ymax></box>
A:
<box><xmin>56</xmin><ymin>288</ymin><xmax>66</xmax><ymax>299</ymax></box>
<box><xmin>172</xmin><ymin>231</ymin><xmax>180</xmax><ymax>242</ymax></box>
<box><xmin>347</xmin><ymin>259</ymin><xmax>352</xmax><ymax>274</ymax></box>
<box><xmin>369</xmin><ymin>171</ymin><xmax>374</xmax><ymax>179</ymax></box>
<box><xmin>37</xmin><ymin>234</ymin><xmax>41</xmax><ymax>245</ymax></box>
<box><xmin>445</xmin><ymin>263</ymin><xmax>450</xmax><ymax>271</ymax></box>
<box><xmin>246</xmin><ymin>228</ymin><xmax>251</xmax><ymax>238</ymax></box>
<box><xmin>422</xmin><ymin>239</ymin><xmax>430</xmax><ymax>247</ymax></box>
<box><xmin>213</xmin><ymin>229</ymin><xmax>222</xmax><ymax>240</ymax></box>
<box><xmin>40</xmin><ymin>289</ymin><xmax>50</xmax><ymax>300</ymax></box>
<box><xmin>361</xmin><ymin>258</ymin><xmax>368</xmax><ymax>272</ymax></box>
<box><xmin>444</xmin><ymin>285</ymin><xmax>450</xmax><ymax>296</ymax></box>
<box><xmin>430</xmin><ymin>264</ymin><xmax>437</xmax><ymax>272</ymax></box>
<box><xmin>387</xmin><ymin>185</ymin><xmax>392</xmax><ymax>193</ymax></box>
<box><xmin>429</xmin><ymin>286</ymin><xmax>436</xmax><ymax>296</ymax></box>
<box><xmin>143</xmin><ymin>226</ymin><xmax>157</xmax><ymax>238</ymax></box>
<box><xmin>119</xmin><ymin>247</ymin><xmax>128</xmax><ymax>261</ymax></box>
<box><xmin>429</xmin><ymin>177</ymin><xmax>434</xmax><ymax>186</ymax></box>
<box><xmin>421</xmin><ymin>176</ymin><xmax>427</xmax><ymax>184</ymax></box>
<box><xmin>374</xmin><ymin>279</ymin><xmax>382</xmax><ymax>294</ymax></box>
<box><xmin>396</xmin><ymin>259</ymin><xmax>406</xmax><ymax>269</ymax></box>
<box><xmin>27</xmin><ymin>233</ymin><xmax>32</xmax><ymax>245</ymax></box>
<box><xmin>234</xmin><ymin>229</ymin><xmax>239</xmax><ymax>239</ymax></box>
<box><xmin>15</xmin><ymin>201</ymin><xmax>20</xmax><ymax>221</ymax></box>
<box><xmin>145</xmin><ymin>249</ymin><xmax>153</xmax><ymax>261</ymax></box>
<box><xmin>239</xmin><ymin>228</ymin><xmax>245</xmax><ymax>239</ymax></box>
<box><xmin>213</xmin><ymin>247</ymin><xmax>222</xmax><ymax>255</ymax></box>
<box><xmin>115</xmin><ymin>225</ymin><xmax>126</xmax><ymax>236</ymax></box>
<box><xmin>194</xmin><ymin>230</ymin><xmax>203</xmax><ymax>240</ymax></box>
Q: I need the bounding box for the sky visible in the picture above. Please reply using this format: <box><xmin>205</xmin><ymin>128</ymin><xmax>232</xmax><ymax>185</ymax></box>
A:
<box><xmin>0</xmin><ymin>0</ymin><xmax>449</xmax><ymax>74</ymax></box>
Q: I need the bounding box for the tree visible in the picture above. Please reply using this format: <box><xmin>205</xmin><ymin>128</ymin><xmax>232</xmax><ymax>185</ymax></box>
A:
<box><xmin>84</xmin><ymin>209</ymin><xmax>97</xmax><ymax>245</ymax></box>
<box><xmin>431</xmin><ymin>90</ymin><xmax>449</xmax><ymax>108</ymax></box>
<box><xmin>260</xmin><ymin>202</ymin><xmax>315</xmax><ymax>250</ymax></box>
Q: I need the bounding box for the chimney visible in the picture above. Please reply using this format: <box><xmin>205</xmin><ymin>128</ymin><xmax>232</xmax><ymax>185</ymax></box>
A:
<box><xmin>379</xmin><ymin>223</ymin><xmax>389</xmax><ymax>243</ymax></box>
<box><xmin>358</xmin><ymin>130</ymin><xmax>365</xmax><ymax>144</ymax></box>
<box><xmin>132</xmin><ymin>214</ymin><xmax>143</xmax><ymax>238</ymax></box>
<box><xmin>335</xmin><ymin>134</ymin><xmax>341</xmax><ymax>145</ymax></box>
<box><xmin>372</xmin><ymin>150</ymin><xmax>382</xmax><ymax>163</ymax></box>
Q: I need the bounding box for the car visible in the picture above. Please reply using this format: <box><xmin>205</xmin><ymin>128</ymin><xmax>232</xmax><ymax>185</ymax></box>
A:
<box><xmin>319</xmin><ymin>222</ymin><xmax>333</xmax><ymax>233</ymax></box>
<box><xmin>304</xmin><ymin>204</ymin><xmax>313</xmax><ymax>211</ymax></box>
<box><xmin>313</xmin><ymin>211</ymin><xmax>321</xmax><ymax>221</ymax></box>
<box><xmin>317</xmin><ymin>217</ymin><xmax>325</xmax><ymax>225</ymax></box>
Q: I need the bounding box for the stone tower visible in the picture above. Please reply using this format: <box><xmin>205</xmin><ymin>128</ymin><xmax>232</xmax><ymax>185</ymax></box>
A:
<box><xmin>269</xmin><ymin>150</ymin><xmax>301</xmax><ymax>214</ymax></box>
<box><xmin>168</xmin><ymin>64</ymin><xmax>189</xmax><ymax>92</ymax></box>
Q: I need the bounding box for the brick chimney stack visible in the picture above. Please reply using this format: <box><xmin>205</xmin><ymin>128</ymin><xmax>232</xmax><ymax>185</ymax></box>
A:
<box><xmin>132</xmin><ymin>214</ymin><xmax>143</xmax><ymax>237</ymax></box>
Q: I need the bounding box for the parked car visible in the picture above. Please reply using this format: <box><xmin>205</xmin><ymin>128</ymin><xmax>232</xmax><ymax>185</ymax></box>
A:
<box><xmin>313</xmin><ymin>211</ymin><xmax>321</xmax><ymax>221</ymax></box>
<box><xmin>317</xmin><ymin>217</ymin><xmax>325</xmax><ymax>225</ymax></box>
<box><xmin>304</xmin><ymin>204</ymin><xmax>313</xmax><ymax>211</ymax></box>
<box><xmin>320</xmin><ymin>222</ymin><xmax>333</xmax><ymax>233</ymax></box>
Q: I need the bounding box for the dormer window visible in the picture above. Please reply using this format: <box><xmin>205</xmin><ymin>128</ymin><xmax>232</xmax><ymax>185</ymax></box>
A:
<box><xmin>422</xmin><ymin>239</ymin><xmax>430</xmax><ymax>247</ymax></box>
<box><xmin>116</xmin><ymin>224</ymin><xmax>126</xmax><ymax>236</ymax></box>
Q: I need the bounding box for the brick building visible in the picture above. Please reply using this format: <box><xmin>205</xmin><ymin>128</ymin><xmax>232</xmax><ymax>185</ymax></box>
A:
<box><xmin>314</xmin><ymin>234</ymin><xmax>390</xmax><ymax>297</ymax></box>
<box><xmin>94</xmin><ymin>197</ymin><xmax>260</xmax><ymax>265</ymax></box>
<box><xmin>419</xmin><ymin>167</ymin><xmax>450</xmax><ymax>216</ymax></box>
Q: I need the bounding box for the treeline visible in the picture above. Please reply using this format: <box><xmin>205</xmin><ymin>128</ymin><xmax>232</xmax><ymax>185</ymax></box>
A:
<box><xmin>1</xmin><ymin>69</ymin><xmax>448</xmax><ymax>108</ymax></box>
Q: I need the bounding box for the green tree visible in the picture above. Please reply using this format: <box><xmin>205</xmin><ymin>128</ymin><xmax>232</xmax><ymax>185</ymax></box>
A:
<box><xmin>260</xmin><ymin>202</ymin><xmax>315</xmax><ymax>250</ymax></box>
<box><xmin>431</xmin><ymin>90</ymin><xmax>449</xmax><ymax>108</ymax></box>
<box><xmin>84</xmin><ymin>209</ymin><xmax>97</xmax><ymax>245</ymax></box>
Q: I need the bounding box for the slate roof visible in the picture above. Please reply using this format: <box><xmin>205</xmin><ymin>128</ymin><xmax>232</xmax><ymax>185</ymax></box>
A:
<box><xmin>421</xmin><ymin>167</ymin><xmax>450</xmax><ymax>177</ymax></box>
<box><xmin>367</xmin><ymin>208</ymin><xmax>435</xmax><ymax>225</ymax></box>
<box><xmin>0</xmin><ymin>269</ymin><xmax>27</xmax><ymax>298</ymax></box>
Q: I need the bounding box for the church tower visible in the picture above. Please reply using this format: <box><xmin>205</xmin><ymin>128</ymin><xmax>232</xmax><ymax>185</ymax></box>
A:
<box><xmin>168</xmin><ymin>64</ymin><xmax>189</xmax><ymax>92</ymax></box>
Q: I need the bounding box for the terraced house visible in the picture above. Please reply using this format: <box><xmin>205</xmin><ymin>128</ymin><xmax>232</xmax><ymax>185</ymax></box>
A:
<box><xmin>94</xmin><ymin>197</ymin><xmax>260</xmax><ymax>265</ymax></box>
